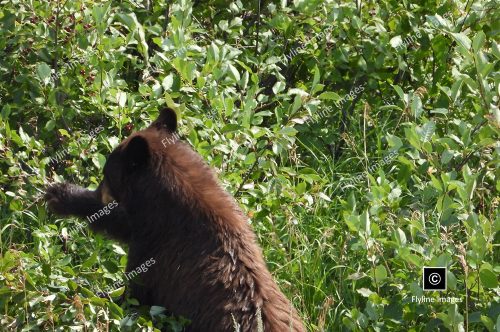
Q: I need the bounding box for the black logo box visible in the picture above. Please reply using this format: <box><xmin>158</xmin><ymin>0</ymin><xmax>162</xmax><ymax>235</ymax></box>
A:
<box><xmin>423</xmin><ymin>267</ymin><xmax>447</xmax><ymax>291</ymax></box>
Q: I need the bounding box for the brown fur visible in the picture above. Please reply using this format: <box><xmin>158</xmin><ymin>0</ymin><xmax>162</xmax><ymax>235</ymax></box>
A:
<box><xmin>45</xmin><ymin>109</ymin><xmax>305</xmax><ymax>331</ymax></box>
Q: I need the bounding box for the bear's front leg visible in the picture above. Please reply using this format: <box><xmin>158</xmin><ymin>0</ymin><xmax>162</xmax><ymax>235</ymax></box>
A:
<box><xmin>45</xmin><ymin>182</ymin><xmax>132</xmax><ymax>243</ymax></box>
<box><xmin>45</xmin><ymin>182</ymin><xmax>100</xmax><ymax>217</ymax></box>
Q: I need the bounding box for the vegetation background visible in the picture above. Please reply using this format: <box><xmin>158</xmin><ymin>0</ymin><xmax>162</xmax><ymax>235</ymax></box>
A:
<box><xmin>0</xmin><ymin>0</ymin><xmax>498</xmax><ymax>331</ymax></box>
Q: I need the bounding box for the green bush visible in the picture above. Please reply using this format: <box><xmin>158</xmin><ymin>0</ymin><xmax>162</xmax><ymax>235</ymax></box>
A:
<box><xmin>0</xmin><ymin>0</ymin><xmax>498</xmax><ymax>330</ymax></box>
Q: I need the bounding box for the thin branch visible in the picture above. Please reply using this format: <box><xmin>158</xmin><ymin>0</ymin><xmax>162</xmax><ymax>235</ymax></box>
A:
<box><xmin>234</xmin><ymin>157</ymin><xmax>259</xmax><ymax>197</ymax></box>
<box><xmin>454</xmin><ymin>120</ymin><xmax>488</xmax><ymax>172</ymax></box>
<box><xmin>163</xmin><ymin>0</ymin><xmax>170</xmax><ymax>33</ymax></box>
<box><xmin>253</xmin><ymin>100</ymin><xmax>278</xmax><ymax>113</ymax></box>
<box><xmin>53</xmin><ymin>0</ymin><xmax>71</xmax><ymax>133</ymax></box>
<box><xmin>473</xmin><ymin>55</ymin><xmax>490</xmax><ymax>112</ymax></box>
<box><xmin>254</xmin><ymin>0</ymin><xmax>261</xmax><ymax>57</ymax></box>
<box><xmin>445</xmin><ymin>0</ymin><xmax>474</xmax><ymax>63</ymax></box>
<box><xmin>334</xmin><ymin>77</ymin><xmax>367</xmax><ymax>161</ymax></box>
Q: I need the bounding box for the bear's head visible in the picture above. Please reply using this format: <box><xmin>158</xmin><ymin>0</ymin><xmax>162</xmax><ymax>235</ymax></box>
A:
<box><xmin>98</xmin><ymin>108</ymin><xmax>188</xmax><ymax>212</ymax></box>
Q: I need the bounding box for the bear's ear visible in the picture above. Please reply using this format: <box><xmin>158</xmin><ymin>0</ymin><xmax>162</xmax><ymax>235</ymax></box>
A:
<box><xmin>124</xmin><ymin>135</ymin><xmax>150</xmax><ymax>171</ymax></box>
<box><xmin>151</xmin><ymin>108</ymin><xmax>177</xmax><ymax>132</ymax></box>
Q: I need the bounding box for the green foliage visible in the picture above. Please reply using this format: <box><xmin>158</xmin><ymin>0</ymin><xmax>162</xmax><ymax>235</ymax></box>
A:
<box><xmin>0</xmin><ymin>0</ymin><xmax>499</xmax><ymax>330</ymax></box>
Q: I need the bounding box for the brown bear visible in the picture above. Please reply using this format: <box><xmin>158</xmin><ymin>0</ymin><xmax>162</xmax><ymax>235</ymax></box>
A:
<box><xmin>45</xmin><ymin>109</ymin><xmax>305</xmax><ymax>332</ymax></box>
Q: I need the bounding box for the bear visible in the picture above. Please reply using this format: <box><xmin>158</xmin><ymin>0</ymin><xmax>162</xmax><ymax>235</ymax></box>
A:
<box><xmin>45</xmin><ymin>108</ymin><xmax>305</xmax><ymax>332</ymax></box>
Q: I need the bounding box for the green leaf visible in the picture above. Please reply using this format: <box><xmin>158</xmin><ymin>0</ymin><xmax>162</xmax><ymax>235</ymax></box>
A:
<box><xmin>45</xmin><ymin>120</ymin><xmax>56</xmax><ymax>131</ymax></box>
<box><xmin>116</xmin><ymin>91</ymin><xmax>127</xmax><ymax>107</ymax></box>
<box><xmin>392</xmin><ymin>85</ymin><xmax>405</xmax><ymax>103</ymax></box>
<box><xmin>427</xmin><ymin>14</ymin><xmax>451</xmax><ymax>29</ymax></box>
<box><xmin>394</xmin><ymin>228</ymin><xmax>407</xmax><ymax>246</ymax></box>
<box><xmin>385</xmin><ymin>134</ymin><xmax>403</xmax><ymax>150</ymax></box>
<box><xmin>92</xmin><ymin>153</ymin><xmax>107</xmax><ymax>169</ymax></box>
<box><xmin>102</xmin><ymin>260</ymin><xmax>119</xmax><ymax>273</ymax></box>
<box><xmin>472</xmin><ymin>31</ymin><xmax>486</xmax><ymax>52</ymax></box>
<box><xmin>37</xmin><ymin>63</ymin><xmax>52</xmax><ymax>84</ymax></box>
<box><xmin>288</xmin><ymin>88</ymin><xmax>309</xmax><ymax>97</ymax></box>
<box><xmin>228</xmin><ymin>64</ymin><xmax>240</xmax><ymax>82</ymax></box>
<box><xmin>318</xmin><ymin>91</ymin><xmax>341</xmax><ymax>100</ymax></box>
<box><xmin>357</xmin><ymin>288</ymin><xmax>375</xmax><ymax>297</ymax></box>
<box><xmin>345</xmin><ymin>215</ymin><xmax>359</xmax><ymax>233</ymax></box>
<box><xmin>108</xmin><ymin>301</ymin><xmax>124</xmax><ymax>317</ymax></box>
<box><xmin>272</xmin><ymin>81</ymin><xmax>286</xmax><ymax>94</ymax></box>
<box><xmin>312</xmin><ymin>65</ymin><xmax>320</xmax><ymax>89</ymax></box>
<box><xmin>279</xmin><ymin>126</ymin><xmax>298</xmax><ymax>136</ymax></box>
<box><xmin>92</xmin><ymin>3</ymin><xmax>111</xmax><ymax>34</ymax></box>
<box><xmin>207</xmin><ymin>43</ymin><xmax>220</xmax><ymax>63</ymax></box>
<box><xmin>68</xmin><ymin>279</ymin><xmax>78</xmax><ymax>291</ymax></box>
<box><xmin>479</xmin><ymin>268</ymin><xmax>498</xmax><ymax>288</ymax></box>
<box><xmin>450</xmin><ymin>79</ymin><xmax>464</xmax><ymax>105</ymax></box>
<box><xmin>116</xmin><ymin>13</ymin><xmax>149</xmax><ymax>64</ymax></box>
<box><xmin>82</xmin><ymin>252</ymin><xmax>98</xmax><ymax>269</ymax></box>
<box><xmin>411</xmin><ymin>95</ymin><xmax>423</xmax><ymax>118</ymax></box>
<box><xmin>431</xmin><ymin>108</ymin><xmax>449</xmax><ymax>115</ymax></box>
<box><xmin>244</xmin><ymin>152</ymin><xmax>256</xmax><ymax>165</ymax></box>
<box><xmin>361</xmin><ymin>210</ymin><xmax>370</xmax><ymax>236</ymax></box>
<box><xmin>162</xmin><ymin>73</ymin><xmax>174</xmax><ymax>91</ymax></box>
<box><xmin>295</xmin><ymin>182</ymin><xmax>306</xmax><ymax>195</ymax></box>
<box><xmin>390</xmin><ymin>36</ymin><xmax>402</xmax><ymax>48</ymax></box>
<box><xmin>58</xmin><ymin>129</ymin><xmax>70</xmax><ymax>137</ymax></box>
<box><xmin>420</xmin><ymin>121</ymin><xmax>435</xmax><ymax>142</ymax></box>
<box><xmin>291</xmin><ymin>95</ymin><xmax>302</xmax><ymax>113</ymax></box>
<box><xmin>450</xmin><ymin>32</ymin><xmax>471</xmax><ymax>50</ymax></box>
<box><xmin>480</xmin><ymin>315</ymin><xmax>495</xmax><ymax>331</ymax></box>
<box><xmin>110</xmin><ymin>286</ymin><xmax>125</xmax><ymax>298</ymax></box>
<box><xmin>374</xmin><ymin>265</ymin><xmax>387</xmax><ymax>283</ymax></box>
<box><xmin>450</xmin><ymin>32</ymin><xmax>472</xmax><ymax>59</ymax></box>
<box><xmin>150</xmin><ymin>305</ymin><xmax>166</xmax><ymax>316</ymax></box>
<box><xmin>1</xmin><ymin>104</ymin><xmax>11</xmax><ymax>120</ymax></box>
<box><xmin>92</xmin><ymin>3</ymin><xmax>110</xmax><ymax>23</ymax></box>
<box><xmin>318</xmin><ymin>192</ymin><xmax>331</xmax><ymax>202</ymax></box>
<box><xmin>441</xmin><ymin>150</ymin><xmax>454</xmax><ymax>164</ymax></box>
